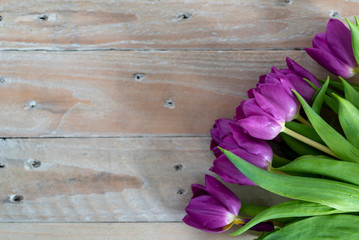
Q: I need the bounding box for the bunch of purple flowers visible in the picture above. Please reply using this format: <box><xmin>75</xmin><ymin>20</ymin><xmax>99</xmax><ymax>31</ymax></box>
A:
<box><xmin>183</xmin><ymin>17</ymin><xmax>359</xmax><ymax>239</ymax></box>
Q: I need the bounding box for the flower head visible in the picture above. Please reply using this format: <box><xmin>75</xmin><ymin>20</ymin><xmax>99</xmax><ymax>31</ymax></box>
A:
<box><xmin>306</xmin><ymin>19</ymin><xmax>359</xmax><ymax>78</ymax></box>
<box><xmin>183</xmin><ymin>175</ymin><xmax>274</xmax><ymax>233</ymax></box>
<box><xmin>183</xmin><ymin>175</ymin><xmax>241</xmax><ymax>232</ymax></box>
<box><xmin>210</xmin><ymin>120</ymin><xmax>273</xmax><ymax>185</ymax></box>
<box><xmin>236</xmin><ymin>90</ymin><xmax>287</xmax><ymax>140</ymax></box>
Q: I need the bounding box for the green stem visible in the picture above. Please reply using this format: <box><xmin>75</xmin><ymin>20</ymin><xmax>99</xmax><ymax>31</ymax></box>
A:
<box><xmin>282</xmin><ymin>126</ymin><xmax>338</xmax><ymax>158</ymax></box>
<box><xmin>296</xmin><ymin>115</ymin><xmax>311</xmax><ymax>127</ymax></box>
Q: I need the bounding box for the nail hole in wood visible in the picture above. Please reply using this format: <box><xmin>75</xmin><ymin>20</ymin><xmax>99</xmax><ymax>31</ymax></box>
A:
<box><xmin>133</xmin><ymin>73</ymin><xmax>145</xmax><ymax>82</ymax></box>
<box><xmin>38</xmin><ymin>14</ymin><xmax>48</xmax><ymax>21</ymax></box>
<box><xmin>25</xmin><ymin>159</ymin><xmax>41</xmax><ymax>170</ymax></box>
<box><xmin>0</xmin><ymin>16</ymin><xmax>2</xmax><ymax>22</ymax></box>
<box><xmin>9</xmin><ymin>194</ymin><xmax>24</xmax><ymax>203</ymax></box>
<box><xmin>25</xmin><ymin>100</ymin><xmax>38</xmax><ymax>110</ymax></box>
<box><xmin>28</xmin><ymin>159</ymin><xmax>41</xmax><ymax>168</ymax></box>
<box><xmin>163</xmin><ymin>98</ymin><xmax>175</xmax><ymax>109</ymax></box>
<box><xmin>0</xmin><ymin>163</ymin><xmax>5</xmax><ymax>168</ymax></box>
<box><xmin>177</xmin><ymin>12</ymin><xmax>192</xmax><ymax>20</ymax></box>
<box><xmin>284</xmin><ymin>0</ymin><xmax>293</xmax><ymax>4</ymax></box>
<box><xmin>177</xmin><ymin>188</ymin><xmax>186</xmax><ymax>195</ymax></box>
<box><xmin>0</xmin><ymin>77</ymin><xmax>5</xmax><ymax>83</ymax></box>
<box><xmin>329</xmin><ymin>10</ymin><xmax>339</xmax><ymax>19</ymax></box>
<box><xmin>174</xmin><ymin>163</ymin><xmax>183</xmax><ymax>171</ymax></box>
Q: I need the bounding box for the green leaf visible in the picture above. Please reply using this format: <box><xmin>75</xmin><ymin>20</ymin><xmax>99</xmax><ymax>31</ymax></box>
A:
<box><xmin>334</xmin><ymin>93</ymin><xmax>359</xmax><ymax>149</ymax></box>
<box><xmin>221</xmin><ymin>148</ymin><xmax>359</xmax><ymax>211</ymax></box>
<box><xmin>262</xmin><ymin>214</ymin><xmax>359</xmax><ymax>240</ymax></box>
<box><xmin>240</xmin><ymin>202</ymin><xmax>268</xmax><ymax>218</ymax></box>
<box><xmin>271</xmin><ymin>155</ymin><xmax>291</xmax><ymax>168</ymax></box>
<box><xmin>313</xmin><ymin>79</ymin><xmax>339</xmax><ymax>113</ymax></box>
<box><xmin>319</xmin><ymin>78</ymin><xmax>359</xmax><ymax>92</ymax></box>
<box><xmin>276</xmin><ymin>156</ymin><xmax>359</xmax><ymax>186</ymax></box>
<box><xmin>347</xmin><ymin>17</ymin><xmax>359</xmax><ymax>66</ymax></box>
<box><xmin>293</xmin><ymin>90</ymin><xmax>359</xmax><ymax>163</ymax></box>
<box><xmin>312</xmin><ymin>78</ymin><xmax>329</xmax><ymax>114</ymax></box>
<box><xmin>340</xmin><ymin>76</ymin><xmax>359</xmax><ymax>109</ymax></box>
<box><xmin>231</xmin><ymin>200</ymin><xmax>345</xmax><ymax>236</ymax></box>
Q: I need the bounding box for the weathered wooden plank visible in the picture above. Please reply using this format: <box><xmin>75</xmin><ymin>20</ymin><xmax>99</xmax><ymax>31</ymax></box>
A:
<box><xmin>0</xmin><ymin>137</ymin><xmax>285</xmax><ymax>222</ymax></box>
<box><xmin>0</xmin><ymin>50</ymin><xmax>343</xmax><ymax>137</ymax></box>
<box><xmin>0</xmin><ymin>0</ymin><xmax>357</xmax><ymax>50</ymax></box>
<box><xmin>0</xmin><ymin>223</ymin><xmax>259</xmax><ymax>240</ymax></box>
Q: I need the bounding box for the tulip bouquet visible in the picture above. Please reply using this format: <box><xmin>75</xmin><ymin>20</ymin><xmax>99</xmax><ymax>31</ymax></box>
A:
<box><xmin>183</xmin><ymin>17</ymin><xmax>359</xmax><ymax>239</ymax></box>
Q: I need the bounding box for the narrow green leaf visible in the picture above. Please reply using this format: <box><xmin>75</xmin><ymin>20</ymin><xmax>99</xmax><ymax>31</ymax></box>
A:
<box><xmin>312</xmin><ymin>78</ymin><xmax>329</xmax><ymax>114</ymax></box>
<box><xmin>324</xmin><ymin>95</ymin><xmax>339</xmax><ymax>113</ymax></box>
<box><xmin>319</xmin><ymin>78</ymin><xmax>359</xmax><ymax>92</ymax></box>
<box><xmin>231</xmin><ymin>200</ymin><xmax>345</xmax><ymax>236</ymax></box>
<box><xmin>271</xmin><ymin>155</ymin><xmax>291</xmax><ymax>168</ymax></box>
<box><xmin>240</xmin><ymin>202</ymin><xmax>268</xmax><ymax>218</ymax></box>
<box><xmin>293</xmin><ymin>90</ymin><xmax>359</xmax><ymax>163</ymax></box>
<box><xmin>334</xmin><ymin>94</ymin><xmax>359</xmax><ymax>148</ymax></box>
<box><xmin>347</xmin><ymin>18</ymin><xmax>359</xmax><ymax>66</ymax></box>
<box><xmin>276</xmin><ymin>156</ymin><xmax>359</xmax><ymax>186</ymax></box>
<box><xmin>340</xmin><ymin>76</ymin><xmax>359</xmax><ymax>109</ymax></box>
<box><xmin>221</xmin><ymin>148</ymin><xmax>359</xmax><ymax>211</ymax></box>
<box><xmin>262</xmin><ymin>214</ymin><xmax>359</xmax><ymax>240</ymax></box>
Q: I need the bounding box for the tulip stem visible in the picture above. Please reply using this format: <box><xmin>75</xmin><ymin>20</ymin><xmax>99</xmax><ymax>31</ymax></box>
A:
<box><xmin>282</xmin><ymin>127</ymin><xmax>339</xmax><ymax>158</ymax></box>
<box><xmin>296</xmin><ymin>115</ymin><xmax>311</xmax><ymax>127</ymax></box>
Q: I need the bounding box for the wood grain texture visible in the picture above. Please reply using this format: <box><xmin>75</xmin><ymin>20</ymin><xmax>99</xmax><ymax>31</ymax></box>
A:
<box><xmin>0</xmin><ymin>0</ymin><xmax>357</xmax><ymax>50</ymax></box>
<box><xmin>0</xmin><ymin>50</ymin><xmax>343</xmax><ymax>137</ymax></box>
<box><xmin>0</xmin><ymin>137</ymin><xmax>285</xmax><ymax>222</ymax></box>
<box><xmin>0</xmin><ymin>223</ymin><xmax>259</xmax><ymax>240</ymax></box>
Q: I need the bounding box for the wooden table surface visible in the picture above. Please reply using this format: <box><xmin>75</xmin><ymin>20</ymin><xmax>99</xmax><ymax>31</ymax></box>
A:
<box><xmin>0</xmin><ymin>1</ymin><xmax>358</xmax><ymax>239</ymax></box>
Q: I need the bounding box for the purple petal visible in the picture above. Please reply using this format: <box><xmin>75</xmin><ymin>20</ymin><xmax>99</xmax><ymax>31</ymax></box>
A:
<box><xmin>260</xmin><ymin>72</ymin><xmax>281</xmax><ymax>84</ymax></box>
<box><xmin>185</xmin><ymin>195</ymin><xmax>235</xmax><ymax>230</ymax></box>
<box><xmin>238</xmin><ymin>115</ymin><xmax>283</xmax><ymax>140</ymax></box>
<box><xmin>326</xmin><ymin>19</ymin><xmax>358</xmax><ymax>68</ymax></box>
<box><xmin>230</xmin><ymin>123</ymin><xmax>273</xmax><ymax>162</ymax></box>
<box><xmin>210</xmin><ymin>119</ymin><xmax>235</xmax><ymax>152</ymax></box>
<box><xmin>306</xmin><ymin>48</ymin><xmax>354</xmax><ymax>78</ymax></box>
<box><xmin>286</xmin><ymin>57</ymin><xmax>320</xmax><ymax>87</ymax></box>
<box><xmin>183</xmin><ymin>215</ymin><xmax>233</xmax><ymax>233</ymax></box>
<box><xmin>241</xmin><ymin>98</ymin><xmax>267</xmax><ymax>118</ymax></box>
<box><xmin>241</xmin><ymin>219</ymin><xmax>275</xmax><ymax>232</ymax></box>
<box><xmin>235</xmin><ymin>101</ymin><xmax>246</xmax><ymax>121</ymax></box>
<box><xmin>210</xmin><ymin>155</ymin><xmax>256</xmax><ymax>186</ymax></box>
<box><xmin>313</xmin><ymin>33</ymin><xmax>332</xmax><ymax>52</ymax></box>
<box><xmin>247</xmin><ymin>88</ymin><xmax>255</xmax><ymax>98</ymax></box>
<box><xmin>285</xmin><ymin>73</ymin><xmax>315</xmax><ymax>102</ymax></box>
<box><xmin>252</xmin><ymin>90</ymin><xmax>286</xmax><ymax>121</ymax></box>
<box><xmin>205</xmin><ymin>175</ymin><xmax>241</xmax><ymax>215</ymax></box>
<box><xmin>256</xmin><ymin>83</ymin><xmax>299</xmax><ymax>121</ymax></box>
<box><xmin>191</xmin><ymin>184</ymin><xmax>209</xmax><ymax>199</ymax></box>
<box><xmin>213</xmin><ymin>119</ymin><xmax>234</xmax><ymax>139</ymax></box>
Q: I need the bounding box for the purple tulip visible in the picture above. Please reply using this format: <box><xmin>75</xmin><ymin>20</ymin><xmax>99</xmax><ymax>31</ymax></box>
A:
<box><xmin>210</xmin><ymin>120</ymin><xmax>273</xmax><ymax>185</ymax></box>
<box><xmin>306</xmin><ymin>19</ymin><xmax>359</xmax><ymax>78</ymax></box>
<box><xmin>183</xmin><ymin>175</ymin><xmax>274</xmax><ymax>233</ymax></box>
<box><xmin>236</xmin><ymin>90</ymin><xmax>287</xmax><ymax>140</ymax></box>
<box><xmin>259</xmin><ymin>58</ymin><xmax>319</xmax><ymax>102</ymax></box>
<box><xmin>284</xmin><ymin>57</ymin><xmax>321</xmax><ymax>88</ymax></box>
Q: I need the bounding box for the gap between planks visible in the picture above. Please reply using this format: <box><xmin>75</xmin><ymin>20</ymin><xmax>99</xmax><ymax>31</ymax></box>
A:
<box><xmin>0</xmin><ymin>222</ymin><xmax>257</xmax><ymax>240</ymax></box>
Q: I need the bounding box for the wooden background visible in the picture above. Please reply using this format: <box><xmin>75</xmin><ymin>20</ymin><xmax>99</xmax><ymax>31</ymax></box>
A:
<box><xmin>0</xmin><ymin>0</ymin><xmax>358</xmax><ymax>239</ymax></box>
